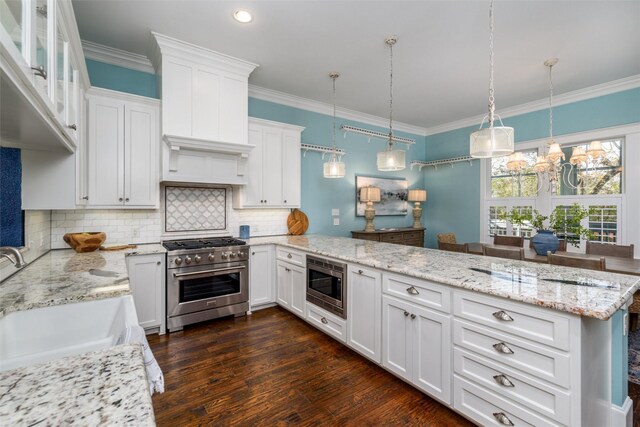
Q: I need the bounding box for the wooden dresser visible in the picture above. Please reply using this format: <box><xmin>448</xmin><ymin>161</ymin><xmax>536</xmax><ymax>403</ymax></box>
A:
<box><xmin>351</xmin><ymin>228</ymin><xmax>424</xmax><ymax>247</ymax></box>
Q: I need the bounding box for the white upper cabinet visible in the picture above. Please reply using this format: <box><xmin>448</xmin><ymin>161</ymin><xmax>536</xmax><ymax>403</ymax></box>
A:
<box><xmin>233</xmin><ymin>117</ymin><xmax>304</xmax><ymax>209</ymax></box>
<box><xmin>86</xmin><ymin>88</ymin><xmax>160</xmax><ymax>208</ymax></box>
<box><xmin>0</xmin><ymin>0</ymin><xmax>89</xmax><ymax>152</ymax></box>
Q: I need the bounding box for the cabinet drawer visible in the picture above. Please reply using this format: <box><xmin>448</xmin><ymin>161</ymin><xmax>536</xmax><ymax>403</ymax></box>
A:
<box><xmin>383</xmin><ymin>273</ymin><xmax>450</xmax><ymax>313</ymax></box>
<box><xmin>306</xmin><ymin>303</ymin><xmax>347</xmax><ymax>343</ymax></box>
<box><xmin>380</xmin><ymin>233</ymin><xmax>403</xmax><ymax>243</ymax></box>
<box><xmin>454</xmin><ymin>291</ymin><xmax>571</xmax><ymax>351</ymax></box>
<box><xmin>453</xmin><ymin>375</ymin><xmax>562</xmax><ymax>427</ymax></box>
<box><xmin>453</xmin><ymin>320</ymin><xmax>570</xmax><ymax>388</ymax></box>
<box><xmin>352</xmin><ymin>233</ymin><xmax>380</xmax><ymax>242</ymax></box>
<box><xmin>403</xmin><ymin>231</ymin><xmax>423</xmax><ymax>241</ymax></box>
<box><xmin>276</xmin><ymin>247</ymin><xmax>306</xmax><ymax>267</ymax></box>
<box><xmin>402</xmin><ymin>239</ymin><xmax>423</xmax><ymax>247</ymax></box>
<box><xmin>454</xmin><ymin>348</ymin><xmax>571</xmax><ymax>425</ymax></box>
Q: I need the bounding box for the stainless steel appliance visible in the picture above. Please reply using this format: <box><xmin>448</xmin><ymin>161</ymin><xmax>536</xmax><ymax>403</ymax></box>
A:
<box><xmin>306</xmin><ymin>255</ymin><xmax>347</xmax><ymax>319</ymax></box>
<box><xmin>163</xmin><ymin>237</ymin><xmax>249</xmax><ymax>332</ymax></box>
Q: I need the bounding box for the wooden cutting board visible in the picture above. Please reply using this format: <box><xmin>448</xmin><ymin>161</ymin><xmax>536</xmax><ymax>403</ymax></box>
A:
<box><xmin>287</xmin><ymin>209</ymin><xmax>309</xmax><ymax>235</ymax></box>
<box><xmin>99</xmin><ymin>244</ymin><xmax>138</xmax><ymax>251</ymax></box>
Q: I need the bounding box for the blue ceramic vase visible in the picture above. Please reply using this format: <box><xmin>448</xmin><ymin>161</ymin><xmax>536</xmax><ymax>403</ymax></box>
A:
<box><xmin>531</xmin><ymin>229</ymin><xmax>560</xmax><ymax>255</ymax></box>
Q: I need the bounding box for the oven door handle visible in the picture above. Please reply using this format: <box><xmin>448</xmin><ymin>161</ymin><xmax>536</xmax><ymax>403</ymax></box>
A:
<box><xmin>173</xmin><ymin>266</ymin><xmax>245</xmax><ymax>278</ymax></box>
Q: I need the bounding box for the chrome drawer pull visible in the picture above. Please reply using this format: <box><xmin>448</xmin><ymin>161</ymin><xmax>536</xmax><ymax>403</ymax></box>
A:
<box><xmin>287</xmin><ymin>253</ymin><xmax>293</xmax><ymax>259</ymax></box>
<box><xmin>493</xmin><ymin>374</ymin><xmax>515</xmax><ymax>387</ymax></box>
<box><xmin>406</xmin><ymin>286</ymin><xmax>420</xmax><ymax>295</ymax></box>
<box><xmin>285</xmin><ymin>267</ymin><xmax>291</xmax><ymax>272</ymax></box>
<box><xmin>358</xmin><ymin>269</ymin><xmax>363</xmax><ymax>274</ymax></box>
<box><xmin>492</xmin><ymin>310</ymin><xmax>514</xmax><ymax>322</ymax></box>
<box><xmin>321</xmin><ymin>317</ymin><xmax>328</xmax><ymax>325</ymax></box>
<box><xmin>493</xmin><ymin>342</ymin><xmax>514</xmax><ymax>354</ymax></box>
<box><xmin>493</xmin><ymin>412</ymin><xmax>514</xmax><ymax>426</ymax></box>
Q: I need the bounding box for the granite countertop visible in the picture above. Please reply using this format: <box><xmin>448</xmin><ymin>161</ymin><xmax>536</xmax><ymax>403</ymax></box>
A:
<box><xmin>246</xmin><ymin>235</ymin><xmax>640</xmax><ymax>320</ymax></box>
<box><xmin>0</xmin><ymin>243</ymin><xmax>166</xmax><ymax>318</ymax></box>
<box><xmin>0</xmin><ymin>343</ymin><xmax>155</xmax><ymax>426</ymax></box>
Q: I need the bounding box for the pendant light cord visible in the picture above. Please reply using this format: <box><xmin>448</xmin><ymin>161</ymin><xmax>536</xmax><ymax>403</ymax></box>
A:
<box><xmin>548</xmin><ymin>64</ymin><xmax>554</xmax><ymax>141</ymax></box>
<box><xmin>488</xmin><ymin>0</ymin><xmax>495</xmax><ymax>125</ymax></box>
<box><xmin>332</xmin><ymin>75</ymin><xmax>337</xmax><ymax>156</ymax></box>
<box><xmin>388</xmin><ymin>38</ymin><xmax>394</xmax><ymax>149</ymax></box>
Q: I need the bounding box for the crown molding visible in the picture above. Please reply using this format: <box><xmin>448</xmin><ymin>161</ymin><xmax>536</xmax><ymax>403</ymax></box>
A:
<box><xmin>425</xmin><ymin>74</ymin><xmax>640</xmax><ymax>136</ymax></box>
<box><xmin>248</xmin><ymin>84</ymin><xmax>428</xmax><ymax>137</ymax></box>
<box><xmin>82</xmin><ymin>40</ymin><xmax>155</xmax><ymax>74</ymax></box>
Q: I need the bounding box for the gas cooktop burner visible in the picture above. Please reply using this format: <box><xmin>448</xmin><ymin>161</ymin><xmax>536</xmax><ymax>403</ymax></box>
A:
<box><xmin>162</xmin><ymin>237</ymin><xmax>247</xmax><ymax>251</ymax></box>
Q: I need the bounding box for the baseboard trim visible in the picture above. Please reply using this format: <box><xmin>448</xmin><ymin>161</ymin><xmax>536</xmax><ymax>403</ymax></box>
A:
<box><xmin>611</xmin><ymin>396</ymin><xmax>633</xmax><ymax>427</ymax></box>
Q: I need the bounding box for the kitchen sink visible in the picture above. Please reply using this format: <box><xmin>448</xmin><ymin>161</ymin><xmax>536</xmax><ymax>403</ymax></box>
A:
<box><xmin>0</xmin><ymin>295</ymin><xmax>138</xmax><ymax>372</ymax></box>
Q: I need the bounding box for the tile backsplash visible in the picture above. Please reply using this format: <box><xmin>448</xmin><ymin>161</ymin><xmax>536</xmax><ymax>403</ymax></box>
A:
<box><xmin>164</xmin><ymin>186</ymin><xmax>226</xmax><ymax>232</ymax></box>
<box><xmin>51</xmin><ymin>186</ymin><xmax>290</xmax><ymax>249</ymax></box>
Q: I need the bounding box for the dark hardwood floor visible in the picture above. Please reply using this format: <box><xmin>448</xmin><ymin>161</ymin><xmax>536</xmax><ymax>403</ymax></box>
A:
<box><xmin>148</xmin><ymin>307</ymin><xmax>473</xmax><ymax>426</ymax></box>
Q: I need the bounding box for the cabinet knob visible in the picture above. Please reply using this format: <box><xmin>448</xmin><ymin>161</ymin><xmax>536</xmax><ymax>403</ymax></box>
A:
<box><xmin>284</xmin><ymin>200</ymin><xmax>287</xmax><ymax>203</ymax></box>
<box><xmin>156</xmin><ymin>261</ymin><xmax>161</xmax><ymax>265</ymax></box>
<box><xmin>492</xmin><ymin>310</ymin><xmax>514</xmax><ymax>322</ymax></box>
<box><xmin>81</xmin><ymin>196</ymin><xmax>89</xmax><ymax>200</ymax></box>
<box><xmin>493</xmin><ymin>342</ymin><xmax>514</xmax><ymax>355</ymax></box>
<box><xmin>493</xmin><ymin>412</ymin><xmax>515</xmax><ymax>426</ymax></box>
<box><xmin>125</xmin><ymin>198</ymin><xmax>130</xmax><ymax>202</ymax></box>
<box><xmin>251</xmin><ymin>251</ymin><xmax>256</xmax><ymax>255</ymax></box>
<box><xmin>285</xmin><ymin>267</ymin><xmax>291</xmax><ymax>272</ymax></box>
<box><xmin>493</xmin><ymin>374</ymin><xmax>515</xmax><ymax>388</ymax></box>
<box><xmin>68</xmin><ymin>124</ymin><xmax>77</xmax><ymax>131</ymax></box>
<box><xmin>410</xmin><ymin>314</ymin><xmax>416</xmax><ymax>320</ymax></box>
<box><xmin>358</xmin><ymin>269</ymin><xmax>363</xmax><ymax>274</ymax></box>
<box><xmin>321</xmin><ymin>317</ymin><xmax>328</xmax><ymax>325</ymax></box>
<box><xmin>403</xmin><ymin>311</ymin><xmax>409</xmax><ymax>316</ymax></box>
<box><xmin>119</xmin><ymin>197</ymin><xmax>123</xmax><ymax>202</ymax></box>
<box><xmin>31</xmin><ymin>65</ymin><xmax>47</xmax><ymax>79</ymax></box>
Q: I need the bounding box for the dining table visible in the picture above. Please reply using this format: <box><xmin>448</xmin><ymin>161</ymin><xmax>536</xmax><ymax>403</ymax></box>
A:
<box><xmin>467</xmin><ymin>242</ymin><xmax>640</xmax><ymax>276</ymax></box>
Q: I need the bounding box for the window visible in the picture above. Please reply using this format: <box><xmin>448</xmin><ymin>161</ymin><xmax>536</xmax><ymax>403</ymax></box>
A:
<box><xmin>588</xmin><ymin>205</ymin><xmax>618</xmax><ymax>243</ymax></box>
<box><xmin>491</xmin><ymin>150</ymin><xmax>538</xmax><ymax>198</ymax></box>
<box><xmin>556</xmin><ymin>139</ymin><xmax>622</xmax><ymax>196</ymax></box>
<box><xmin>488</xmin><ymin>206</ymin><xmax>507</xmax><ymax>236</ymax></box>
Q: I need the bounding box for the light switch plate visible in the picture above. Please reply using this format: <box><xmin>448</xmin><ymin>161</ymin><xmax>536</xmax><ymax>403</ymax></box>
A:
<box><xmin>332</xmin><ymin>209</ymin><xmax>340</xmax><ymax>216</ymax></box>
<box><xmin>333</xmin><ymin>218</ymin><xmax>340</xmax><ymax>226</ymax></box>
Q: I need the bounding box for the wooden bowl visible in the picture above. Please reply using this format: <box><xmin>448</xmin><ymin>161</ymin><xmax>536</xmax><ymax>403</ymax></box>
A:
<box><xmin>63</xmin><ymin>232</ymin><xmax>107</xmax><ymax>253</ymax></box>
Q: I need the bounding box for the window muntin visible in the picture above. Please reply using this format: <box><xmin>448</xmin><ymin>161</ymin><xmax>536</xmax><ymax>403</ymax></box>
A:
<box><xmin>556</xmin><ymin>139</ymin><xmax>622</xmax><ymax>196</ymax></box>
<box><xmin>491</xmin><ymin>150</ymin><xmax>538</xmax><ymax>198</ymax></box>
<box><xmin>488</xmin><ymin>206</ymin><xmax>507</xmax><ymax>236</ymax></box>
<box><xmin>588</xmin><ymin>205</ymin><xmax>618</xmax><ymax>243</ymax></box>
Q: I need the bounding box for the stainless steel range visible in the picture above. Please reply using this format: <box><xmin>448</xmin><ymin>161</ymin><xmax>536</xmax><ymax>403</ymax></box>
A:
<box><xmin>162</xmin><ymin>237</ymin><xmax>249</xmax><ymax>332</ymax></box>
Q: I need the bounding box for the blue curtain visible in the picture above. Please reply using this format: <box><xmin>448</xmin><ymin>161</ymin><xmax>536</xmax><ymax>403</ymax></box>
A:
<box><xmin>0</xmin><ymin>147</ymin><xmax>24</xmax><ymax>247</ymax></box>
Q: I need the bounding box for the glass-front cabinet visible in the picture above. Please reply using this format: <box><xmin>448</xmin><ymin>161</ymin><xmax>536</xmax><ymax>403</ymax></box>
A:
<box><xmin>0</xmin><ymin>0</ymin><xmax>23</xmax><ymax>54</ymax></box>
<box><xmin>32</xmin><ymin>0</ymin><xmax>51</xmax><ymax>99</ymax></box>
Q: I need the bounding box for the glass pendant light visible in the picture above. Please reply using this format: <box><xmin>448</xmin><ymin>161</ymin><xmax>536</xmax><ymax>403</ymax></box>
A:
<box><xmin>323</xmin><ymin>72</ymin><xmax>346</xmax><ymax>178</ymax></box>
<box><xmin>469</xmin><ymin>0</ymin><xmax>514</xmax><ymax>158</ymax></box>
<box><xmin>377</xmin><ymin>36</ymin><xmax>406</xmax><ymax>171</ymax></box>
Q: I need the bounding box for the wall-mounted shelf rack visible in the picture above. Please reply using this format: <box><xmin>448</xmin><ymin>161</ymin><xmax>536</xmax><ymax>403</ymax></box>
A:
<box><xmin>340</xmin><ymin>125</ymin><xmax>415</xmax><ymax>145</ymax></box>
<box><xmin>301</xmin><ymin>143</ymin><xmax>346</xmax><ymax>158</ymax></box>
<box><xmin>410</xmin><ymin>156</ymin><xmax>476</xmax><ymax>171</ymax></box>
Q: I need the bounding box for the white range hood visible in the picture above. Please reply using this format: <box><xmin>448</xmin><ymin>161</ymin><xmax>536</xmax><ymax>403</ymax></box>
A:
<box><xmin>150</xmin><ymin>32</ymin><xmax>259</xmax><ymax>185</ymax></box>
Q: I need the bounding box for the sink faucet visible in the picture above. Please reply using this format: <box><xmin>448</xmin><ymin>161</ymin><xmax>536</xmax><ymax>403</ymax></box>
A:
<box><xmin>0</xmin><ymin>247</ymin><xmax>28</xmax><ymax>269</ymax></box>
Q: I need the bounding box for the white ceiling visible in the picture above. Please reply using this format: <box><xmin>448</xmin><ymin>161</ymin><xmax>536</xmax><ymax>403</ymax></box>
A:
<box><xmin>72</xmin><ymin>0</ymin><xmax>640</xmax><ymax>130</ymax></box>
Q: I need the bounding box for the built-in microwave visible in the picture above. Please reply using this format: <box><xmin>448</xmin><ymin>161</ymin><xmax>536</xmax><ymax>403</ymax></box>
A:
<box><xmin>306</xmin><ymin>255</ymin><xmax>347</xmax><ymax>319</ymax></box>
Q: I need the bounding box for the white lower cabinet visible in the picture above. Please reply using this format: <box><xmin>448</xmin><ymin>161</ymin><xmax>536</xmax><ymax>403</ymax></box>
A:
<box><xmin>347</xmin><ymin>266</ymin><xmax>382</xmax><ymax>363</ymax></box>
<box><xmin>306</xmin><ymin>303</ymin><xmax>347</xmax><ymax>343</ymax></box>
<box><xmin>126</xmin><ymin>253</ymin><xmax>165</xmax><ymax>334</ymax></box>
<box><xmin>275</xmin><ymin>259</ymin><xmax>305</xmax><ymax>318</ymax></box>
<box><xmin>382</xmin><ymin>294</ymin><xmax>451</xmax><ymax>404</ymax></box>
<box><xmin>249</xmin><ymin>245</ymin><xmax>275</xmax><ymax>310</ymax></box>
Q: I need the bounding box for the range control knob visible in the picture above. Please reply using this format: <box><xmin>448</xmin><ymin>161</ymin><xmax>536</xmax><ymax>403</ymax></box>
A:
<box><xmin>221</xmin><ymin>252</ymin><xmax>229</xmax><ymax>260</ymax></box>
<box><xmin>184</xmin><ymin>256</ymin><xmax>192</xmax><ymax>264</ymax></box>
<box><xmin>236</xmin><ymin>251</ymin><xmax>244</xmax><ymax>258</ymax></box>
<box><xmin>194</xmin><ymin>255</ymin><xmax>202</xmax><ymax>263</ymax></box>
<box><xmin>174</xmin><ymin>257</ymin><xmax>183</xmax><ymax>266</ymax></box>
<box><xmin>208</xmin><ymin>253</ymin><xmax>215</xmax><ymax>262</ymax></box>
<box><xmin>229</xmin><ymin>252</ymin><xmax>237</xmax><ymax>259</ymax></box>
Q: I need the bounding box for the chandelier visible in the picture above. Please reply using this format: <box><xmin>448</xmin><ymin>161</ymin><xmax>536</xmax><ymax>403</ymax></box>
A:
<box><xmin>469</xmin><ymin>0</ymin><xmax>514</xmax><ymax>158</ymax></box>
<box><xmin>323</xmin><ymin>72</ymin><xmax>346</xmax><ymax>178</ymax></box>
<box><xmin>377</xmin><ymin>36</ymin><xmax>406</xmax><ymax>171</ymax></box>
<box><xmin>507</xmin><ymin>58</ymin><xmax>606</xmax><ymax>192</ymax></box>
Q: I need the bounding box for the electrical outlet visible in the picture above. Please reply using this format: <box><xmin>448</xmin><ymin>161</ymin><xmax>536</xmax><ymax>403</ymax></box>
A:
<box><xmin>132</xmin><ymin>228</ymin><xmax>140</xmax><ymax>238</ymax></box>
<box><xmin>333</xmin><ymin>218</ymin><xmax>340</xmax><ymax>226</ymax></box>
<box><xmin>332</xmin><ymin>208</ymin><xmax>340</xmax><ymax>216</ymax></box>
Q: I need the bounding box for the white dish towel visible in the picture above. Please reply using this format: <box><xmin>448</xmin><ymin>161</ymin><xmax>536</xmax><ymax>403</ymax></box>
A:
<box><xmin>116</xmin><ymin>325</ymin><xmax>165</xmax><ymax>395</ymax></box>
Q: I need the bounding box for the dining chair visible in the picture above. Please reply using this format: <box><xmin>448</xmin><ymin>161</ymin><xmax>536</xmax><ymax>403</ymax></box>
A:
<box><xmin>484</xmin><ymin>245</ymin><xmax>525</xmax><ymax>261</ymax></box>
<box><xmin>438</xmin><ymin>241</ymin><xmax>469</xmax><ymax>253</ymax></box>
<box><xmin>547</xmin><ymin>252</ymin><xmax>606</xmax><ymax>271</ymax></box>
<box><xmin>585</xmin><ymin>241</ymin><xmax>635</xmax><ymax>259</ymax></box>
<box><xmin>437</xmin><ymin>233</ymin><xmax>457</xmax><ymax>244</ymax></box>
<box><xmin>493</xmin><ymin>235</ymin><xmax>524</xmax><ymax>247</ymax></box>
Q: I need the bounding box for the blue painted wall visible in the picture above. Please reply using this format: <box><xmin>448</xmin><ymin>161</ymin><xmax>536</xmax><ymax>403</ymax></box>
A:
<box><xmin>86</xmin><ymin>59</ymin><xmax>158</xmax><ymax>98</ymax></box>
<box><xmin>0</xmin><ymin>148</ymin><xmax>24</xmax><ymax>247</ymax></box>
<box><xmin>249</xmin><ymin>98</ymin><xmax>427</xmax><ymax>236</ymax></box>
<box><xmin>424</xmin><ymin>87</ymin><xmax>640</xmax><ymax>248</ymax></box>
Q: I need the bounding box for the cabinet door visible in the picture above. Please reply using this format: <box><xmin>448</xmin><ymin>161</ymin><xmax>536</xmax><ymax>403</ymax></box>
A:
<box><xmin>289</xmin><ymin>263</ymin><xmax>306</xmax><ymax>318</ymax></box>
<box><xmin>193</xmin><ymin>65</ymin><xmax>220</xmax><ymax>140</ymax></box>
<box><xmin>412</xmin><ymin>304</ymin><xmax>451</xmax><ymax>404</ymax></box>
<box><xmin>281</xmin><ymin>130</ymin><xmax>301</xmax><ymax>207</ymax></box>
<box><xmin>244</xmin><ymin>124</ymin><xmax>264</xmax><ymax>206</ymax></box>
<box><xmin>162</xmin><ymin>57</ymin><xmax>193</xmax><ymax>137</ymax></box>
<box><xmin>219</xmin><ymin>74</ymin><xmax>246</xmax><ymax>144</ymax></box>
<box><xmin>348</xmin><ymin>266</ymin><xmax>382</xmax><ymax>363</ymax></box>
<box><xmin>276</xmin><ymin>260</ymin><xmax>290</xmax><ymax>308</ymax></box>
<box><xmin>261</xmin><ymin>128</ymin><xmax>283</xmax><ymax>206</ymax></box>
<box><xmin>382</xmin><ymin>295</ymin><xmax>412</xmax><ymax>382</ymax></box>
<box><xmin>250</xmin><ymin>246</ymin><xmax>274</xmax><ymax>307</ymax></box>
<box><xmin>124</xmin><ymin>102</ymin><xmax>158</xmax><ymax>207</ymax></box>
<box><xmin>127</xmin><ymin>254</ymin><xmax>165</xmax><ymax>333</ymax></box>
<box><xmin>87</xmin><ymin>95</ymin><xmax>124</xmax><ymax>206</ymax></box>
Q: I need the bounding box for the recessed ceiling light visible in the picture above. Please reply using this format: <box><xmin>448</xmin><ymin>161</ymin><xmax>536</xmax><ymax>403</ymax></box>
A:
<box><xmin>233</xmin><ymin>9</ymin><xmax>253</xmax><ymax>23</ymax></box>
